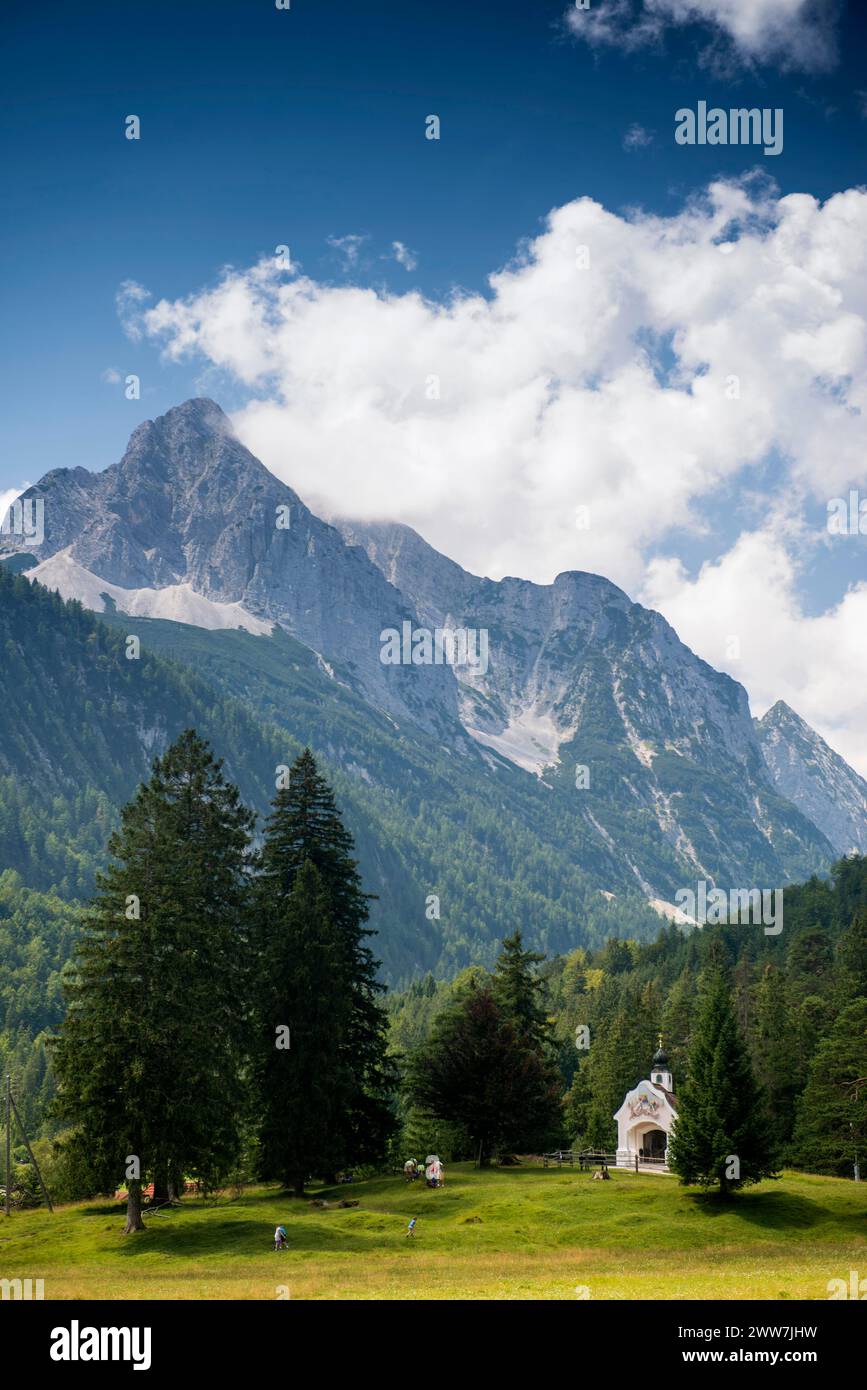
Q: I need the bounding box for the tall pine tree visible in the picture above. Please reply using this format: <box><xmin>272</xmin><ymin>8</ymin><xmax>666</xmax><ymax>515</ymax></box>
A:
<box><xmin>51</xmin><ymin>731</ymin><xmax>255</xmax><ymax>1232</ymax></box>
<box><xmin>492</xmin><ymin>930</ymin><xmax>550</xmax><ymax>1049</ymax></box>
<box><xmin>256</xmin><ymin>750</ymin><xmax>395</xmax><ymax>1178</ymax></box>
<box><xmin>256</xmin><ymin>861</ymin><xmax>348</xmax><ymax>1194</ymax></box>
<box><xmin>668</xmin><ymin>962</ymin><xmax>777</xmax><ymax>1195</ymax></box>
<box><xmin>792</xmin><ymin>998</ymin><xmax>867</xmax><ymax>1176</ymax></box>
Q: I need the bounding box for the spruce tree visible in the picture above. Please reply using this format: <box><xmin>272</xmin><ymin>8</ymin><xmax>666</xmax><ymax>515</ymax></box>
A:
<box><xmin>256</xmin><ymin>861</ymin><xmax>348</xmax><ymax>1194</ymax></box>
<box><xmin>256</xmin><ymin>749</ymin><xmax>395</xmax><ymax>1176</ymax></box>
<box><xmin>668</xmin><ymin>964</ymin><xmax>778</xmax><ymax>1195</ymax></box>
<box><xmin>748</xmin><ymin>964</ymin><xmax>800</xmax><ymax>1154</ymax></box>
<box><xmin>836</xmin><ymin>909</ymin><xmax>867</xmax><ymax>1006</ymax></box>
<box><xmin>661</xmin><ymin>967</ymin><xmax>694</xmax><ymax>1088</ymax></box>
<box><xmin>492</xmin><ymin>930</ymin><xmax>550</xmax><ymax>1049</ymax></box>
<box><xmin>792</xmin><ymin>998</ymin><xmax>867</xmax><ymax>1176</ymax></box>
<box><xmin>51</xmin><ymin>731</ymin><xmax>254</xmax><ymax>1232</ymax></box>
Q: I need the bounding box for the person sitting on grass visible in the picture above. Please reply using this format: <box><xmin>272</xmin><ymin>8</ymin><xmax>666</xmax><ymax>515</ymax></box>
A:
<box><xmin>274</xmin><ymin>1224</ymin><xmax>288</xmax><ymax>1250</ymax></box>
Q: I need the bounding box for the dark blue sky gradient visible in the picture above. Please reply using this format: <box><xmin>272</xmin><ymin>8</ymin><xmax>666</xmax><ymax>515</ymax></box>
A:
<box><xmin>2</xmin><ymin>0</ymin><xmax>866</xmax><ymax>480</ymax></box>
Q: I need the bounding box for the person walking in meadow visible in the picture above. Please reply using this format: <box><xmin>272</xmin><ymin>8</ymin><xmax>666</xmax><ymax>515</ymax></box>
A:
<box><xmin>406</xmin><ymin>1217</ymin><xmax>417</xmax><ymax>1237</ymax></box>
<box><xmin>274</xmin><ymin>1224</ymin><xmax>288</xmax><ymax>1250</ymax></box>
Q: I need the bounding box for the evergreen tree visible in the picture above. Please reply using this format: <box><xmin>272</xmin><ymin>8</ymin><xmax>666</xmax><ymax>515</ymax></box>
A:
<box><xmin>256</xmin><ymin>750</ymin><xmax>396</xmax><ymax>1173</ymax></box>
<box><xmin>660</xmin><ymin>967</ymin><xmax>694</xmax><ymax>1088</ymax></box>
<box><xmin>668</xmin><ymin>964</ymin><xmax>778</xmax><ymax>1196</ymax></box>
<box><xmin>581</xmin><ymin>979</ymin><xmax>659</xmax><ymax>1149</ymax></box>
<box><xmin>492</xmin><ymin>930</ymin><xmax>550</xmax><ymax>1049</ymax></box>
<box><xmin>836</xmin><ymin>909</ymin><xmax>867</xmax><ymax>1006</ymax></box>
<box><xmin>792</xmin><ymin>998</ymin><xmax>867</xmax><ymax>1176</ymax></box>
<box><xmin>51</xmin><ymin>731</ymin><xmax>254</xmax><ymax>1232</ymax></box>
<box><xmin>748</xmin><ymin>964</ymin><xmax>801</xmax><ymax>1154</ymax></box>
<box><xmin>408</xmin><ymin>981</ymin><xmax>561</xmax><ymax>1165</ymax></box>
<box><xmin>256</xmin><ymin>861</ymin><xmax>348</xmax><ymax>1194</ymax></box>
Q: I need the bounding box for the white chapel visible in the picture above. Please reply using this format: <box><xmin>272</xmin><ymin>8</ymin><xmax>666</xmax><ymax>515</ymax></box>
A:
<box><xmin>614</xmin><ymin>1040</ymin><xmax>678</xmax><ymax>1170</ymax></box>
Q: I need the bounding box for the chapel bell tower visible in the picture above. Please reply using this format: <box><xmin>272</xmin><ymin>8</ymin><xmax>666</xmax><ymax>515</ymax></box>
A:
<box><xmin>651</xmin><ymin>1037</ymin><xmax>673</xmax><ymax>1092</ymax></box>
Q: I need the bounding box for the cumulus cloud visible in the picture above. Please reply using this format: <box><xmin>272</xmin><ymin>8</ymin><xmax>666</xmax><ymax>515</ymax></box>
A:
<box><xmin>641</xmin><ymin>527</ymin><xmax>867</xmax><ymax>776</ymax></box>
<box><xmin>129</xmin><ymin>177</ymin><xmax>867</xmax><ymax>582</ymax></box>
<box><xmin>565</xmin><ymin>0</ymin><xmax>840</xmax><ymax>75</ymax></box>
<box><xmin>126</xmin><ymin>178</ymin><xmax>867</xmax><ymax>767</ymax></box>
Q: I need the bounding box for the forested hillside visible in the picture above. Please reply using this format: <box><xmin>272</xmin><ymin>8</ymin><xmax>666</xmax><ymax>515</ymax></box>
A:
<box><xmin>0</xmin><ymin>566</ymin><xmax>666</xmax><ymax>977</ymax></box>
<box><xmin>388</xmin><ymin>853</ymin><xmax>867</xmax><ymax>1176</ymax></box>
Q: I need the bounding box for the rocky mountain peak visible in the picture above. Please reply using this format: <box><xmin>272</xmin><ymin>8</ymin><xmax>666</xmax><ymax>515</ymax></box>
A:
<box><xmin>756</xmin><ymin>700</ymin><xmax>867</xmax><ymax>856</ymax></box>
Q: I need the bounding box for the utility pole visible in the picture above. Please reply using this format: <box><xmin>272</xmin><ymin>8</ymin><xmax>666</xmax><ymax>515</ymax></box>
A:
<box><xmin>4</xmin><ymin>1074</ymin><xmax>10</xmax><ymax>1218</ymax></box>
<box><xmin>8</xmin><ymin>1087</ymin><xmax>53</xmax><ymax>1213</ymax></box>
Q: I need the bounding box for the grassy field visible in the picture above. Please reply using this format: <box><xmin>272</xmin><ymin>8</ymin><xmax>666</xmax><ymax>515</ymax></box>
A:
<box><xmin>1</xmin><ymin>1164</ymin><xmax>864</xmax><ymax>1300</ymax></box>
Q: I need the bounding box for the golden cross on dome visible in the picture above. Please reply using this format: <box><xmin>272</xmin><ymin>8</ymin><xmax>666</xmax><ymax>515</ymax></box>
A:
<box><xmin>658</xmin><ymin>1034</ymin><xmax>663</xmax><ymax>1049</ymax></box>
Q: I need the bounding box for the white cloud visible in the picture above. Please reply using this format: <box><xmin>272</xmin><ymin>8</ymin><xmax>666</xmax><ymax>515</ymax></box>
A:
<box><xmin>128</xmin><ymin>177</ymin><xmax>867</xmax><ymax>769</ymax></box>
<box><xmin>641</xmin><ymin>527</ymin><xmax>867</xmax><ymax>776</ymax></box>
<box><xmin>391</xmin><ymin>240</ymin><xmax>418</xmax><ymax>271</ymax></box>
<box><xmin>101</xmin><ymin>367</ymin><xmax>122</xmax><ymax>384</ymax></box>
<box><xmin>565</xmin><ymin>0</ymin><xmax>839</xmax><ymax>74</ymax></box>
<box><xmin>0</xmin><ymin>484</ymin><xmax>31</xmax><ymax>527</ymax></box>
<box><xmin>327</xmin><ymin>234</ymin><xmax>367</xmax><ymax>270</ymax></box>
<box><xmin>623</xmin><ymin>122</ymin><xmax>654</xmax><ymax>151</ymax></box>
<box><xmin>116</xmin><ymin>280</ymin><xmax>151</xmax><ymax>341</ymax></box>
<box><xmin>131</xmin><ymin>177</ymin><xmax>867</xmax><ymax>584</ymax></box>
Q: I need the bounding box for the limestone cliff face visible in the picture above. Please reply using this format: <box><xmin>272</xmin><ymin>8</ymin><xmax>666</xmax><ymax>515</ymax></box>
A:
<box><xmin>5</xmin><ymin>400</ymin><xmax>461</xmax><ymax>737</ymax></box>
<box><xmin>757</xmin><ymin>700</ymin><xmax>867</xmax><ymax>857</ymax></box>
<box><xmin>337</xmin><ymin>519</ymin><xmax>841</xmax><ymax>887</ymax></box>
<box><xmin>4</xmin><ymin>397</ymin><xmax>854</xmax><ymax>900</ymax></box>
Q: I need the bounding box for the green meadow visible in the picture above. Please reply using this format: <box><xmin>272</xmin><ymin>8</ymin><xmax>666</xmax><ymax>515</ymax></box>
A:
<box><xmin>1</xmin><ymin>1164</ymin><xmax>864</xmax><ymax>1301</ymax></box>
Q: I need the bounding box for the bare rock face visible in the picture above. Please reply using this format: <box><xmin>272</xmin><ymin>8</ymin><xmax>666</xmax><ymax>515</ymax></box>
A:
<box><xmin>757</xmin><ymin>701</ymin><xmax>867</xmax><ymax>857</ymax></box>
<box><xmin>337</xmin><ymin>518</ymin><xmax>845</xmax><ymax>887</ymax></box>
<box><xmin>5</xmin><ymin>400</ymin><xmax>461</xmax><ymax>737</ymax></box>
<box><xmin>5</xmin><ymin>397</ymin><xmax>858</xmax><ymax>900</ymax></box>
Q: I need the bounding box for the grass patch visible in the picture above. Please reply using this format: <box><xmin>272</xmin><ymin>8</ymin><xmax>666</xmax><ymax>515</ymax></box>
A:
<box><xmin>1</xmin><ymin>1164</ymin><xmax>864</xmax><ymax>1300</ymax></box>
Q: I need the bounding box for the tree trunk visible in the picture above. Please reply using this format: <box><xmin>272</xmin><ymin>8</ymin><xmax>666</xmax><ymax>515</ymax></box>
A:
<box><xmin>167</xmin><ymin>1168</ymin><xmax>183</xmax><ymax>1203</ymax></box>
<box><xmin>151</xmin><ymin>1166</ymin><xmax>169</xmax><ymax>1207</ymax></box>
<box><xmin>124</xmin><ymin>1179</ymin><xmax>145</xmax><ymax>1233</ymax></box>
<box><xmin>291</xmin><ymin>1172</ymin><xmax>306</xmax><ymax>1198</ymax></box>
<box><xmin>322</xmin><ymin>1171</ymin><xmax>338</xmax><ymax>1186</ymax></box>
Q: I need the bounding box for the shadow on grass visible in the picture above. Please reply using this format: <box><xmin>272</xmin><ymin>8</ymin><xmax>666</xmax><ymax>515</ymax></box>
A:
<box><xmin>687</xmin><ymin>1189</ymin><xmax>827</xmax><ymax>1230</ymax></box>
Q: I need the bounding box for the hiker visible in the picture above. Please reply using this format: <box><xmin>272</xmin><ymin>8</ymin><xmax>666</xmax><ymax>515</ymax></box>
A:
<box><xmin>406</xmin><ymin>1217</ymin><xmax>417</xmax><ymax>1237</ymax></box>
<box><xmin>274</xmin><ymin>1224</ymin><xmax>288</xmax><ymax>1250</ymax></box>
<box><xmin>404</xmin><ymin>1158</ymin><xmax>416</xmax><ymax>1182</ymax></box>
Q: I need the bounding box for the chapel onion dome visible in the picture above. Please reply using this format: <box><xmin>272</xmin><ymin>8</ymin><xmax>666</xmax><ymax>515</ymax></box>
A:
<box><xmin>651</xmin><ymin>1044</ymin><xmax>669</xmax><ymax>1068</ymax></box>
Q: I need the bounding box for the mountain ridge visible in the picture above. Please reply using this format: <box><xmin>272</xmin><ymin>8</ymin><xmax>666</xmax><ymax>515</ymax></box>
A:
<box><xmin>757</xmin><ymin>699</ymin><xmax>867</xmax><ymax>857</ymax></box>
<box><xmin>2</xmin><ymin>398</ymin><xmax>856</xmax><ymax>915</ymax></box>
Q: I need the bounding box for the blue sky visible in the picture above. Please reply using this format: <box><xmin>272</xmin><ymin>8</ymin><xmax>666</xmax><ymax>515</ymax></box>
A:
<box><xmin>3</xmin><ymin>0</ymin><xmax>867</xmax><ymax>479</ymax></box>
<box><xmin>3</xmin><ymin>0</ymin><xmax>867</xmax><ymax>770</ymax></box>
